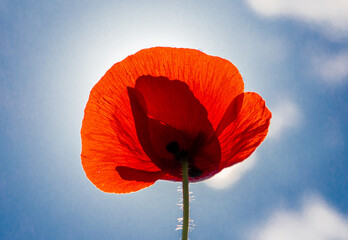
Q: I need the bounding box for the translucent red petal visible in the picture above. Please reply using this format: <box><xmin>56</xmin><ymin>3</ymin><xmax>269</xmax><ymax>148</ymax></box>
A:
<box><xmin>81</xmin><ymin>47</ymin><xmax>269</xmax><ymax>193</ymax></box>
<box><xmin>218</xmin><ymin>92</ymin><xmax>272</xmax><ymax>169</ymax></box>
<box><xmin>128</xmin><ymin>75</ymin><xmax>221</xmax><ymax>180</ymax></box>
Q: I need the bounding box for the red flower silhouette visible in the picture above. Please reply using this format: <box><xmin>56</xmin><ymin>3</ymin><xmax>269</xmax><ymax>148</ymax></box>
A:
<box><xmin>81</xmin><ymin>47</ymin><xmax>271</xmax><ymax>193</ymax></box>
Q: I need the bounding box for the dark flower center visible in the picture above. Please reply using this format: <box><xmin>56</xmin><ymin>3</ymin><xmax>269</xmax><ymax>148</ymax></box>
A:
<box><xmin>166</xmin><ymin>141</ymin><xmax>180</xmax><ymax>154</ymax></box>
<box><xmin>166</xmin><ymin>141</ymin><xmax>202</xmax><ymax>178</ymax></box>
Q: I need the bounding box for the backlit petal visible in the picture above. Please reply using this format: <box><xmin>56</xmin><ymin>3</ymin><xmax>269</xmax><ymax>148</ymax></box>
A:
<box><xmin>82</xmin><ymin>157</ymin><xmax>156</xmax><ymax>194</ymax></box>
<box><xmin>128</xmin><ymin>75</ymin><xmax>221</xmax><ymax>180</ymax></box>
<box><xmin>218</xmin><ymin>92</ymin><xmax>272</xmax><ymax>169</ymax></box>
<box><xmin>117</xmin><ymin>47</ymin><xmax>244</xmax><ymax>130</ymax></box>
<box><xmin>215</xmin><ymin>93</ymin><xmax>244</xmax><ymax>137</ymax></box>
<box><xmin>133</xmin><ymin>75</ymin><xmax>214</xmax><ymax>150</ymax></box>
<box><xmin>81</xmin><ymin>71</ymin><xmax>161</xmax><ymax>193</ymax></box>
<box><xmin>116</xmin><ymin>166</ymin><xmax>166</xmax><ymax>182</ymax></box>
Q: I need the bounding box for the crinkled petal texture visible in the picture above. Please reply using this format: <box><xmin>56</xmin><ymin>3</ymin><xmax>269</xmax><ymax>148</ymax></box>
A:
<box><xmin>217</xmin><ymin>92</ymin><xmax>271</xmax><ymax>169</ymax></box>
<box><xmin>81</xmin><ymin>47</ymin><xmax>271</xmax><ymax>194</ymax></box>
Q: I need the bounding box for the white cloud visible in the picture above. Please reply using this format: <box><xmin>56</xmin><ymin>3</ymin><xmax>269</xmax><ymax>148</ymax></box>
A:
<box><xmin>248</xmin><ymin>195</ymin><xmax>348</xmax><ymax>240</ymax></box>
<box><xmin>205</xmin><ymin>153</ymin><xmax>257</xmax><ymax>189</ymax></box>
<box><xmin>245</xmin><ymin>0</ymin><xmax>348</xmax><ymax>38</ymax></box>
<box><xmin>268</xmin><ymin>100</ymin><xmax>301</xmax><ymax>138</ymax></box>
<box><xmin>311</xmin><ymin>51</ymin><xmax>348</xmax><ymax>83</ymax></box>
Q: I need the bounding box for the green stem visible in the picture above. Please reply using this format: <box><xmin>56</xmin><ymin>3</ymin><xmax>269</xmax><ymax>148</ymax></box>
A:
<box><xmin>181</xmin><ymin>157</ymin><xmax>189</xmax><ymax>240</ymax></box>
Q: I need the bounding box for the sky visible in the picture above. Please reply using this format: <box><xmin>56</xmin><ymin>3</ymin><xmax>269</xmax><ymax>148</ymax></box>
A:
<box><xmin>0</xmin><ymin>0</ymin><xmax>347</xmax><ymax>239</ymax></box>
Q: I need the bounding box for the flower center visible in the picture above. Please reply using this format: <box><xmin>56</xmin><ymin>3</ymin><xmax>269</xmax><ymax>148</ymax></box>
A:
<box><xmin>165</xmin><ymin>141</ymin><xmax>202</xmax><ymax>178</ymax></box>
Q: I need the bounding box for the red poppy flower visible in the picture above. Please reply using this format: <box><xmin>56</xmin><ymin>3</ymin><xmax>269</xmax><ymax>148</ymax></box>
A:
<box><xmin>81</xmin><ymin>47</ymin><xmax>271</xmax><ymax>194</ymax></box>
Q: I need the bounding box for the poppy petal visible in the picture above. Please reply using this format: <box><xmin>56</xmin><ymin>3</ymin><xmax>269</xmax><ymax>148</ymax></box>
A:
<box><xmin>117</xmin><ymin>47</ymin><xmax>244</xmax><ymax>130</ymax></box>
<box><xmin>128</xmin><ymin>75</ymin><xmax>221</xmax><ymax>180</ymax></box>
<box><xmin>133</xmin><ymin>75</ymin><xmax>215</xmax><ymax>147</ymax></box>
<box><xmin>189</xmin><ymin>134</ymin><xmax>221</xmax><ymax>181</ymax></box>
<box><xmin>218</xmin><ymin>92</ymin><xmax>272</xmax><ymax>169</ymax></box>
<box><xmin>81</xmin><ymin>72</ymin><xmax>161</xmax><ymax>193</ymax></box>
<box><xmin>215</xmin><ymin>93</ymin><xmax>244</xmax><ymax>137</ymax></box>
<box><xmin>127</xmin><ymin>85</ymin><xmax>186</xmax><ymax>177</ymax></box>
<box><xmin>82</xmin><ymin>158</ymin><xmax>156</xmax><ymax>193</ymax></box>
<box><xmin>116</xmin><ymin>166</ymin><xmax>165</xmax><ymax>182</ymax></box>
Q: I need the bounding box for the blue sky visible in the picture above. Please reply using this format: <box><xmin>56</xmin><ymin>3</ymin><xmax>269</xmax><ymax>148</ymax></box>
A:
<box><xmin>1</xmin><ymin>0</ymin><xmax>347</xmax><ymax>239</ymax></box>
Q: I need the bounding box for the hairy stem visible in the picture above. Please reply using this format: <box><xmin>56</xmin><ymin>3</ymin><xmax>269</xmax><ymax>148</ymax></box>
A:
<box><xmin>181</xmin><ymin>158</ymin><xmax>189</xmax><ymax>240</ymax></box>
